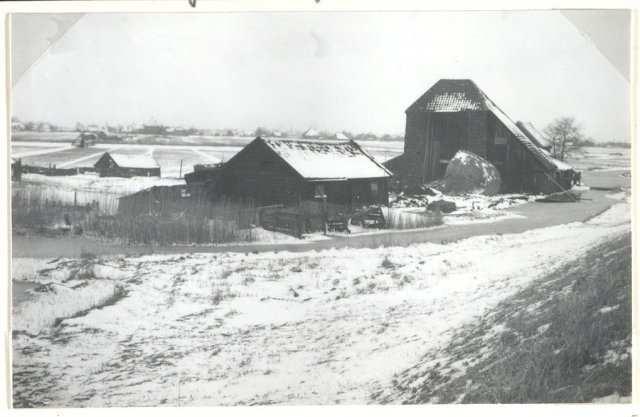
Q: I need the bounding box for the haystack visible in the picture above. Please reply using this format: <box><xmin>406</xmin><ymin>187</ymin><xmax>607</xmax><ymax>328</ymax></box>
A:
<box><xmin>443</xmin><ymin>150</ymin><xmax>501</xmax><ymax>195</ymax></box>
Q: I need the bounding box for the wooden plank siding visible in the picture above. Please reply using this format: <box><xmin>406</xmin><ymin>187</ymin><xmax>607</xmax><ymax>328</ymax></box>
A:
<box><xmin>397</xmin><ymin>109</ymin><xmax>565</xmax><ymax>194</ymax></box>
<box><xmin>220</xmin><ymin>139</ymin><xmax>390</xmax><ymax>209</ymax></box>
<box><xmin>220</xmin><ymin>140</ymin><xmax>304</xmax><ymax>206</ymax></box>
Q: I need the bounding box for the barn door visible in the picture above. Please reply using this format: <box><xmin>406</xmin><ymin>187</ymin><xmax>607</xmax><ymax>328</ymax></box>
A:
<box><xmin>430</xmin><ymin>140</ymin><xmax>443</xmax><ymax>179</ymax></box>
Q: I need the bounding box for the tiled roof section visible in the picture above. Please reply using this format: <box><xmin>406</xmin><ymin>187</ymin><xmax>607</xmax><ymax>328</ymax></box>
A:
<box><xmin>516</xmin><ymin>121</ymin><xmax>553</xmax><ymax>150</ymax></box>
<box><xmin>260</xmin><ymin>138</ymin><xmax>392</xmax><ymax>180</ymax></box>
<box><xmin>406</xmin><ymin>79</ymin><xmax>488</xmax><ymax>113</ymax></box>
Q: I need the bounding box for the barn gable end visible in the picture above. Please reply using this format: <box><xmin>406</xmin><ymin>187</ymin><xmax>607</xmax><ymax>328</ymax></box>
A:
<box><xmin>389</xmin><ymin>79</ymin><xmax>577</xmax><ymax>194</ymax></box>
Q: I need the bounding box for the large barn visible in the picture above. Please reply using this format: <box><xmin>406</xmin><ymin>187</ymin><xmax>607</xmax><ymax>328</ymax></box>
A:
<box><xmin>220</xmin><ymin>137</ymin><xmax>392</xmax><ymax>207</ymax></box>
<box><xmin>385</xmin><ymin>79</ymin><xmax>576</xmax><ymax>194</ymax></box>
<box><xmin>94</xmin><ymin>152</ymin><xmax>161</xmax><ymax>178</ymax></box>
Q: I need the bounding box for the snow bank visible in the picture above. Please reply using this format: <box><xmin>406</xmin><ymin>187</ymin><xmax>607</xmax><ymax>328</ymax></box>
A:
<box><xmin>13</xmin><ymin>279</ymin><xmax>122</xmax><ymax>335</ymax></box>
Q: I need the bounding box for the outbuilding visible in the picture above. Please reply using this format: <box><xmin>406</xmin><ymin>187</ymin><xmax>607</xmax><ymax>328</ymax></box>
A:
<box><xmin>94</xmin><ymin>152</ymin><xmax>161</xmax><ymax>178</ymax></box>
<box><xmin>220</xmin><ymin>137</ymin><xmax>392</xmax><ymax>207</ymax></box>
<box><xmin>386</xmin><ymin>79</ymin><xmax>578</xmax><ymax>194</ymax></box>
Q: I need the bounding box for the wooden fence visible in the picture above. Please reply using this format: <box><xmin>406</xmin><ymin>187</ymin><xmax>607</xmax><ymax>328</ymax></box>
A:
<box><xmin>258</xmin><ymin>205</ymin><xmax>304</xmax><ymax>238</ymax></box>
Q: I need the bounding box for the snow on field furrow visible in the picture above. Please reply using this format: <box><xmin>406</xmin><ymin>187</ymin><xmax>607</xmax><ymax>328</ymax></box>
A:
<box><xmin>12</xmin><ymin>145</ymin><xmax>73</xmax><ymax>159</ymax></box>
<box><xmin>12</xmin><ymin>204</ymin><xmax>630</xmax><ymax>406</ymax></box>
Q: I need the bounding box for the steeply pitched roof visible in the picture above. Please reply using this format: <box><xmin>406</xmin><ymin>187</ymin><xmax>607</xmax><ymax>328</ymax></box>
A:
<box><xmin>516</xmin><ymin>121</ymin><xmax>552</xmax><ymax>150</ymax></box>
<box><xmin>258</xmin><ymin>137</ymin><xmax>392</xmax><ymax>180</ymax></box>
<box><xmin>406</xmin><ymin>79</ymin><xmax>488</xmax><ymax>113</ymax></box>
<box><xmin>303</xmin><ymin>128</ymin><xmax>320</xmax><ymax>138</ymax></box>
<box><xmin>408</xmin><ymin>79</ymin><xmax>574</xmax><ymax>173</ymax></box>
<box><xmin>100</xmin><ymin>152</ymin><xmax>159</xmax><ymax>169</ymax></box>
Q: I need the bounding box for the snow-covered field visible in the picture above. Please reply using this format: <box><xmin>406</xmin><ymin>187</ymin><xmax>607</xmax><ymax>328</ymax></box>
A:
<box><xmin>566</xmin><ymin>146</ymin><xmax>630</xmax><ymax>172</ymax></box>
<box><xmin>11</xmin><ymin>139</ymin><xmax>403</xmax><ymax>178</ymax></box>
<box><xmin>11</xmin><ymin>198</ymin><xmax>630</xmax><ymax>407</ymax></box>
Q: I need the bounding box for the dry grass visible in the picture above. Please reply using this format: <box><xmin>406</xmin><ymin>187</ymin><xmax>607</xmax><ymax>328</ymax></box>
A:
<box><xmin>386</xmin><ymin>232</ymin><xmax>631</xmax><ymax>404</ymax></box>
<box><xmin>384</xmin><ymin>209</ymin><xmax>443</xmax><ymax>230</ymax></box>
<box><xmin>85</xmin><ymin>197</ymin><xmax>262</xmax><ymax>245</ymax></box>
<box><xmin>12</xmin><ymin>189</ymin><xmax>95</xmax><ymax>229</ymax></box>
<box><xmin>13</xmin><ymin>187</ymin><xmax>260</xmax><ymax>245</ymax></box>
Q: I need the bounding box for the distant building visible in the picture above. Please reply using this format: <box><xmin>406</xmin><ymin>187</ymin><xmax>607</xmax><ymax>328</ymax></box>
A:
<box><xmin>11</xmin><ymin>121</ymin><xmax>25</xmax><ymax>131</ymax></box>
<box><xmin>94</xmin><ymin>152</ymin><xmax>161</xmax><ymax>178</ymax></box>
<box><xmin>72</xmin><ymin>132</ymin><xmax>98</xmax><ymax>148</ymax></box>
<box><xmin>303</xmin><ymin>128</ymin><xmax>320</xmax><ymax>138</ymax></box>
<box><xmin>219</xmin><ymin>137</ymin><xmax>392</xmax><ymax>207</ymax></box>
<box><xmin>334</xmin><ymin>132</ymin><xmax>349</xmax><ymax>140</ymax></box>
<box><xmin>385</xmin><ymin>79</ymin><xmax>577</xmax><ymax>193</ymax></box>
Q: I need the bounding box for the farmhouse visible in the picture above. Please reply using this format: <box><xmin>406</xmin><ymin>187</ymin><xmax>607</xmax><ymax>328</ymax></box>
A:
<box><xmin>94</xmin><ymin>152</ymin><xmax>161</xmax><ymax>178</ymax></box>
<box><xmin>220</xmin><ymin>137</ymin><xmax>392</xmax><ymax>207</ymax></box>
<box><xmin>385</xmin><ymin>79</ymin><xmax>577</xmax><ymax>194</ymax></box>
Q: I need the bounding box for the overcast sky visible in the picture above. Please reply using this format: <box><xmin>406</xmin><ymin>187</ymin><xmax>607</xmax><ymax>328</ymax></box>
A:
<box><xmin>12</xmin><ymin>11</ymin><xmax>630</xmax><ymax>141</ymax></box>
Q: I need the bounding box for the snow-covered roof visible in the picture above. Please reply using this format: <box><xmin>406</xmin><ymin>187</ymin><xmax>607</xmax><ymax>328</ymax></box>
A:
<box><xmin>104</xmin><ymin>152</ymin><xmax>159</xmax><ymax>169</ymax></box>
<box><xmin>548</xmin><ymin>156</ymin><xmax>573</xmax><ymax>171</ymax></box>
<box><xmin>335</xmin><ymin>132</ymin><xmax>349</xmax><ymax>140</ymax></box>
<box><xmin>303</xmin><ymin>128</ymin><xmax>320</xmax><ymax>138</ymax></box>
<box><xmin>409</xmin><ymin>79</ymin><xmax>575</xmax><ymax>173</ymax></box>
<box><xmin>259</xmin><ymin>138</ymin><xmax>392</xmax><ymax>180</ymax></box>
<box><xmin>406</xmin><ymin>79</ymin><xmax>487</xmax><ymax>113</ymax></box>
<box><xmin>516</xmin><ymin>121</ymin><xmax>552</xmax><ymax>150</ymax></box>
<box><xmin>480</xmin><ymin>96</ymin><xmax>565</xmax><ymax>172</ymax></box>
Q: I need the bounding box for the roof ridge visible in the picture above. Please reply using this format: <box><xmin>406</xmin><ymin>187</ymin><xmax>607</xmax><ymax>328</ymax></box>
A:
<box><xmin>261</xmin><ymin>136</ymin><xmax>352</xmax><ymax>145</ymax></box>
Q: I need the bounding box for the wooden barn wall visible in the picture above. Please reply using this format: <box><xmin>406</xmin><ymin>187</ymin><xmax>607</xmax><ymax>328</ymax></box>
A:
<box><xmin>97</xmin><ymin>166</ymin><xmax>160</xmax><ymax>178</ymax></box>
<box><xmin>403</xmin><ymin>110</ymin><xmax>490</xmax><ymax>186</ymax></box>
<box><xmin>403</xmin><ymin>111</ymin><xmax>430</xmax><ymax>187</ymax></box>
<box><xmin>299</xmin><ymin>178</ymin><xmax>389</xmax><ymax>208</ymax></box>
<box><xmin>487</xmin><ymin>113</ymin><xmax>562</xmax><ymax>194</ymax></box>
<box><xmin>465</xmin><ymin>111</ymin><xmax>488</xmax><ymax>158</ymax></box>
<box><xmin>220</xmin><ymin>140</ymin><xmax>303</xmax><ymax>206</ymax></box>
<box><xmin>117</xmin><ymin>185</ymin><xmax>212</xmax><ymax>216</ymax></box>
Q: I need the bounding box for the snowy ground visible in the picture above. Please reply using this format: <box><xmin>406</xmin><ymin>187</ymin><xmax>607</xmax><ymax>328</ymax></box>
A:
<box><xmin>390</xmin><ymin>192</ymin><xmax>538</xmax><ymax>226</ymax></box>
<box><xmin>11</xmin><ymin>198</ymin><xmax>630</xmax><ymax>407</ymax></box>
<box><xmin>566</xmin><ymin>146</ymin><xmax>630</xmax><ymax>172</ymax></box>
<box><xmin>11</xmin><ymin>139</ymin><xmax>402</xmax><ymax>178</ymax></box>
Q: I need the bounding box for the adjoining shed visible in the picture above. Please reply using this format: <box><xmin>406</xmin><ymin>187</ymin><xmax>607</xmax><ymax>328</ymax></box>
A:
<box><xmin>387</xmin><ymin>79</ymin><xmax>578</xmax><ymax>194</ymax></box>
<box><xmin>220</xmin><ymin>137</ymin><xmax>392</xmax><ymax>208</ymax></box>
<box><xmin>516</xmin><ymin>121</ymin><xmax>552</xmax><ymax>151</ymax></box>
<box><xmin>94</xmin><ymin>152</ymin><xmax>161</xmax><ymax>178</ymax></box>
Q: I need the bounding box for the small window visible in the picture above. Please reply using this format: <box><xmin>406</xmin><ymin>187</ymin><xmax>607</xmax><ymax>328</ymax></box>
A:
<box><xmin>180</xmin><ymin>188</ymin><xmax>191</xmax><ymax>198</ymax></box>
<box><xmin>314</xmin><ymin>184</ymin><xmax>326</xmax><ymax>198</ymax></box>
<box><xmin>495</xmin><ymin>136</ymin><xmax>508</xmax><ymax>145</ymax></box>
<box><xmin>370</xmin><ymin>182</ymin><xmax>379</xmax><ymax>196</ymax></box>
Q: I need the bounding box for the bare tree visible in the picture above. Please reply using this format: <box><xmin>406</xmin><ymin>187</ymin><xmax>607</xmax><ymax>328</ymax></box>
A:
<box><xmin>544</xmin><ymin>117</ymin><xmax>584</xmax><ymax>161</ymax></box>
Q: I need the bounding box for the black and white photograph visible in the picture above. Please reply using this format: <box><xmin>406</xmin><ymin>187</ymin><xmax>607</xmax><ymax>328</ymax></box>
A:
<box><xmin>7</xmin><ymin>6</ymin><xmax>633</xmax><ymax>409</ymax></box>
